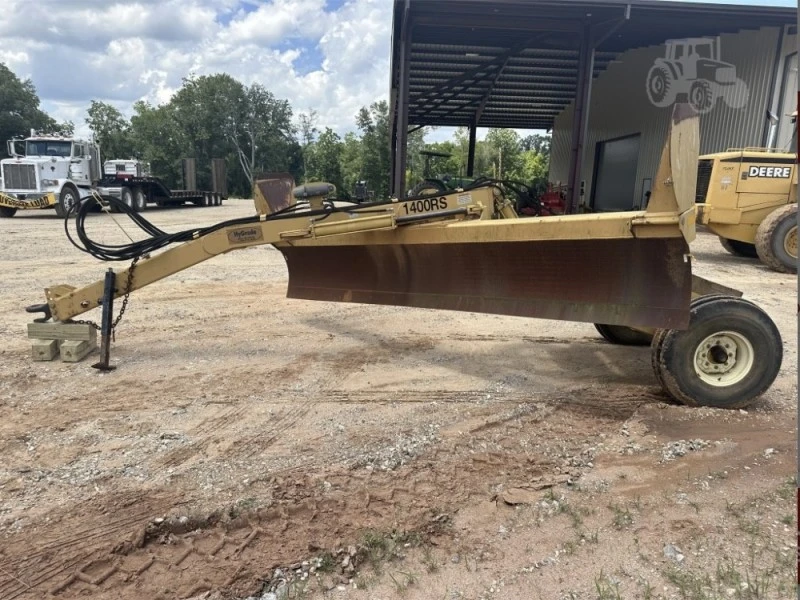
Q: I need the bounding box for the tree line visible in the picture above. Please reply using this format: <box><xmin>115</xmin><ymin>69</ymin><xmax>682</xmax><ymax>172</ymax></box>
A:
<box><xmin>1</xmin><ymin>63</ymin><xmax>550</xmax><ymax>199</ymax></box>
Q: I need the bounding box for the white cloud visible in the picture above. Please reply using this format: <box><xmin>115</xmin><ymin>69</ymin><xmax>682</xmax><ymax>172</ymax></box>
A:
<box><xmin>226</xmin><ymin>0</ymin><xmax>328</xmax><ymax>45</ymax></box>
<box><xmin>3</xmin><ymin>0</ymin><xmax>393</xmax><ymax>141</ymax></box>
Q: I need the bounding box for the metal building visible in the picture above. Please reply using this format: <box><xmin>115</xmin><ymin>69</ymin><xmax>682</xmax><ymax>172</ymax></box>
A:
<box><xmin>389</xmin><ymin>0</ymin><xmax>796</xmax><ymax>210</ymax></box>
<box><xmin>549</xmin><ymin>24</ymin><xmax>798</xmax><ymax>212</ymax></box>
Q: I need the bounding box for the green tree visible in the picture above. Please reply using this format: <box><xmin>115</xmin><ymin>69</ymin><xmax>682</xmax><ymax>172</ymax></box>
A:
<box><xmin>404</xmin><ymin>127</ymin><xmax>428</xmax><ymax>186</ymax></box>
<box><xmin>227</xmin><ymin>83</ymin><xmax>297</xmax><ymax>188</ymax></box>
<box><xmin>452</xmin><ymin>127</ymin><xmax>493</xmax><ymax>178</ymax></box>
<box><xmin>127</xmin><ymin>74</ymin><xmax>300</xmax><ymax>196</ymax></box>
<box><xmin>129</xmin><ymin>100</ymin><xmax>183</xmax><ymax>188</ymax></box>
<box><xmin>0</xmin><ymin>63</ymin><xmax>67</xmax><ymax>157</ymax></box>
<box><xmin>298</xmin><ymin>109</ymin><xmax>319</xmax><ymax>182</ymax></box>
<box><xmin>306</xmin><ymin>127</ymin><xmax>344</xmax><ymax>195</ymax></box>
<box><xmin>520</xmin><ymin>133</ymin><xmax>551</xmax><ymax>157</ymax></box>
<box><xmin>170</xmin><ymin>74</ymin><xmax>245</xmax><ymax>191</ymax></box>
<box><xmin>484</xmin><ymin>129</ymin><xmax>524</xmax><ymax>180</ymax></box>
<box><xmin>520</xmin><ymin>150</ymin><xmax>549</xmax><ymax>183</ymax></box>
<box><xmin>356</xmin><ymin>101</ymin><xmax>391</xmax><ymax>199</ymax></box>
<box><xmin>85</xmin><ymin>100</ymin><xmax>134</xmax><ymax>160</ymax></box>
<box><xmin>340</xmin><ymin>132</ymin><xmax>363</xmax><ymax>197</ymax></box>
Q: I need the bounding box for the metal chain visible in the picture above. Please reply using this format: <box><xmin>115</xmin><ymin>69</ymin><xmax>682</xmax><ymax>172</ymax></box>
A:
<box><xmin>72</xmin><ymin>257</ymin><xmax>139</xmax><ymax>334</ymax></box>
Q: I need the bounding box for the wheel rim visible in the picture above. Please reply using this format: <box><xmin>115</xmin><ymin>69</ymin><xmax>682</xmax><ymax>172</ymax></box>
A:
<box><xmin>783</xmin><ymin>225</ymin><xmax>797</xmax><ymax>259</ymax></box>
<box><xmin>63</xmin><ymin>190</ymin><xmax>76</xmax><ymax>211</ymax></box>
<box><xmin>123</xmin><ymin>191</ymin><xmax>132</xmax><ymax>207</ymax></box>
<box><xmin>693</xmin><ymin>330</ymin><xmax>755</xmax><ymax>387</ymax></box>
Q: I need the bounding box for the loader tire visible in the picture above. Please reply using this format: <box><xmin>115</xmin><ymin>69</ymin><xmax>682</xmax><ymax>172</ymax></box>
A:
<box><xmin>54</xmin><ymin>185</ymin><xmax>79</xmax><ymax>218</ymax></box>
<box><xmin>754</xmin><ymin>204</ymin><xmax>797</xmax><ymax>273</ymax></box>
<box><xmin>655</xmin><ymin>296</ymin><xmax>782</xmax><ymax>409</ymax></box>
<box><xmin>719</xmin><ymin>237</ymin><xmax>758</xmax><ymax>258</ymax></box>
<box><xmin>594</xmin><ymin>324</ymin><xmax>653</xmax><ymax>346</ymax></box>
<box><xmin>0</xmin><ymin>206</ymin><xmax>17</xmax><ymax>218</ymax></box>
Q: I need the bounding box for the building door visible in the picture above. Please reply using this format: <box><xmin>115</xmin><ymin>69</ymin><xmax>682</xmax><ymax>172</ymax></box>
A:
<box><xmin>591</xmin><ymin>134</ymin><xmax>641</xmax><ymax>212</ymax></box>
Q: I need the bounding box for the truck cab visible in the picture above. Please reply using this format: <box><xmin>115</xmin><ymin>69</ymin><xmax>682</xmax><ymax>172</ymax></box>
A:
<box><xmin>0</xmin><ymin>132</ymin><xmax>101</xmax><ymax>217</ymax></box>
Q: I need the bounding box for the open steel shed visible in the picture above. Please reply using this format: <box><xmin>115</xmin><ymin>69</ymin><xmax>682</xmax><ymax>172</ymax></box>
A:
<box><xmin>389</xmin><ymin>0</ymin><xmax>797</xmax><ymax>207</ymax></box>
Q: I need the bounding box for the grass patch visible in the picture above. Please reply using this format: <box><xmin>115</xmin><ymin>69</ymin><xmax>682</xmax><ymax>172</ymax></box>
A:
<box><xmin>608</xmin><ymin>502</ymin><xmax>635</xmax><ymax>530</ymax></box>
<box><xmin>663</xmin><ymin>559</ymin><xmax>789</xmax><ymax>600</ymax></box>
<box><xmin>594</xmin><ymin>571</ymin><xmax>622</xmax><ymax>600</ymax></box>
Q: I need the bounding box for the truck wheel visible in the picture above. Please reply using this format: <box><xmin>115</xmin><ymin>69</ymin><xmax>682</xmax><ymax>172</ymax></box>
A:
<box><xmin>754</xmin><ymin>204</ymin><xmax>797</xmax><ymax>273</ymax></box>
<box><xmin>594</xmin><ymin>324</ymin><xmax>653</xmax><ymax>346</ymax></box>
<box><xmin>54</xmin><ymin>185</ymin><xmax>80</xmax><ymax>218</ymax></box>
<box><xmin>133</xmin><ymin>187</ymin><xmax>147</xmax><ymax>212</ymax></box>
<box><xmin>689</xmin><ymin>80</ymin><xmax>714</xmax><ymax>113</ymax></box>
<box><xmin>645</xmin><ymin>65</ymin><xmax>674</xmax><ymax>107</ymax></box>
<box><xmin>719</xmin><ymin>237</ymin><xmax>758</xmax><ymax>258</ymax></box>
<box><xmin>0</xmin><ymin>206</ymin><xmax>17</xmax><ymax>218</ymax></box>
<box><xmin>120</xmin><ymin>187</ymin><xmax>134</xmax><ymax>211</ymax></box>
<box><xmin>653</xmin><ymin>296</ymin><xmax>782</xmax><ymax>409</ymax></box>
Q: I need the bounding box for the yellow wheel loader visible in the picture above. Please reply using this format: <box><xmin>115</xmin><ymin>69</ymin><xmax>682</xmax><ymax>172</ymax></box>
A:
<box><xmin>695</xmin><ymin>113</ymin><xmax>797</xmax><ymax>273</ymax></box>
<box><xmin>23</xmin><ymin>105</ymin><xmax>784</xmax><ymax>409</ymax></box>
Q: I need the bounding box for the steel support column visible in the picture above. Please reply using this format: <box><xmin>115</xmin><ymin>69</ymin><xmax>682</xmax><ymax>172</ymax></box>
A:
<box><xmin>467</xmin><ymin>120</ymin><xmax>477</xmax><ymax>177</ymax></box>
<box><xmin>392</xmin><ymin>2</ymin><xmax>412</xmax><ymax>198</ymax></box>
<box><xmin>566</xmin><ymin>21</ymin><xmax>595</xmax><ymax>213</ymax></box>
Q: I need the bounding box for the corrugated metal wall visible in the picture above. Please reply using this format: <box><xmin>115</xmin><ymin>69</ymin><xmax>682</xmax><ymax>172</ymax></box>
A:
<box><xmin>550</xmin><ymin>27</ymin><xmax>783</xmax><ymax>209</ymax></box>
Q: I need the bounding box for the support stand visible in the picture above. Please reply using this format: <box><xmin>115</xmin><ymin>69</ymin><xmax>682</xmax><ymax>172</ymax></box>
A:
<box><xmin>92</xmin><ymin>269</ymin><xmax>117</xmax><ymax>371</ymax></box>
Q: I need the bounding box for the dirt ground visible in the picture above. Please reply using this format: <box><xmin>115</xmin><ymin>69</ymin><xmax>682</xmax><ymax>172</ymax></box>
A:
<box><xmin>0</xmin><ymin>200</ymin><xmax>795</xmax><ymax>600</ymax></box>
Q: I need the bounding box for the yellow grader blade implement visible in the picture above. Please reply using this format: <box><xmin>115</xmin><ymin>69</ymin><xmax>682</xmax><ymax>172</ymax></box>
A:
<box><xmin>27</xmin><ymin>103</ymin><xmax>785</xmax><ymax>409</ymax></box>
<box><xmin>261</xmin><ymin>104</ymin><xmax>700</xmax><ymax>330</ymax></box>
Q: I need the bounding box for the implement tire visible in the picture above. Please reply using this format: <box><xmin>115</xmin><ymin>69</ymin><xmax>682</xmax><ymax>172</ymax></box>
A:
<box><xmin>754</xmin><ymin>204</ymin><xmax>797</xmax><ymax>273</ymax></box>
<box><xmin>719</xmin><ymin>236</ymin><xmax>758</xmax><ymax>258</ymax></box>
<box><xmin>654</xmin><ymin>296</ymin><xmax>782</xmax><ymax>409</ymax></box>
<box><xmin>594</xmin><ymin>324</ymin><xmax>653</xmax><ymax>346</ymax></box>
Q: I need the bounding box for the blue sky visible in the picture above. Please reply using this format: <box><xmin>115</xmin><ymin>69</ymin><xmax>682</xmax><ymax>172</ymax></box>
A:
<box><xmin>0</xmin><ymin>0</ymin><xmax>795</xmax><ymax>142</ymax></box>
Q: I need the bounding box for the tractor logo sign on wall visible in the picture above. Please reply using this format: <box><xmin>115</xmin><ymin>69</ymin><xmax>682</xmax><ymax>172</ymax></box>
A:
<box><xmin>646</xmin><ymin>37</ymin><xmax>749</xmax><ymax>114</ymax></box>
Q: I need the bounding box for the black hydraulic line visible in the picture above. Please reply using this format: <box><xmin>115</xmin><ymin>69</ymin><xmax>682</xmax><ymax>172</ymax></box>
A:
<box><xmin>64</xmin><ymin>183</ymin><xmax>504</xmax><ymax>264</ymax></box>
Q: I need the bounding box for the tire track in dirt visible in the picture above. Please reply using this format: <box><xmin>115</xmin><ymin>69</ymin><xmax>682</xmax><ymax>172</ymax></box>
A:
<box><xmin>0</xmin><ymin>391</ymin><xmax>632</xmax><ymax>600</ymax></box>
<box><xmin>157</xmin><ymin>403</ymin><xmax>250</xmax><ymax>470</ymax></box>
<box><xmin>234</xmin><ymin>404</ymin><xmax>312</xmax><ymax>461</ymax></box>
<box><xmin>0</xmin><ymin>493</ymin><xmax>181</xmax><ymax>600</ymax></box>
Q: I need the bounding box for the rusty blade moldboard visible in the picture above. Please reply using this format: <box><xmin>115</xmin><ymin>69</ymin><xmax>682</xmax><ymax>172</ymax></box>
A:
<box><xmin>278</xmin><ymin>237</ymin><xmax>692</xmax><ymax>330</ymax></box>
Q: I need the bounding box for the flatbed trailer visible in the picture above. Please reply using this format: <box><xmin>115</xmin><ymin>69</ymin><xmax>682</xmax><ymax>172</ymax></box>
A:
<box><xmin>97</xmin><ymin>174</ymin><xmax>224</xmax><ymax>211</ymax></box>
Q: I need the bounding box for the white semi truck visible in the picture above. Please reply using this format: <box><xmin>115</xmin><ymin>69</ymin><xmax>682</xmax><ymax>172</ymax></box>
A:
<box><xmin>0</xmin><ymin>132</ymin><xmax>225</xmax><ymax>218</ymax></box>
<box><xmin>0</xmin><ymin>131</ymin><xmax>99</xmax><ymax>217</ymax></box>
